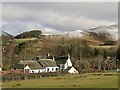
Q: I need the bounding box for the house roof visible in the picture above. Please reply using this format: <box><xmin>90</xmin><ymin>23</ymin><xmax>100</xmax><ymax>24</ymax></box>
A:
<box><xmin>55</xmin><ymin>56</ymin><xmax>68</xmax><ymax>64</ymax></box>
<box><xmin>64</xmin><ymin>66</ymin><xmax>78</xmax><ymax>72</ymax></box>
<box><xmin>20</xmin><ymin>61</ymin><xmax>43</xmax><ymax>69</ymax></box>
<box><xmin>38</xmin><ymin>56</ymin><xmax>68</xmax><ymax>65</ymax></box>
<box><xmin>11</xmin><ymin>63</ymin><xmax>24</xmax><ymax>69</ymax></box>
<box><xmin>37</xmin><ymin>59</ymin><xmax>58</xmax><ymax>67</ymax></box>
<box><xmin>64</xmin><ymin>66</ymin><xmax>72</xmax><ymax>72</ymax></box>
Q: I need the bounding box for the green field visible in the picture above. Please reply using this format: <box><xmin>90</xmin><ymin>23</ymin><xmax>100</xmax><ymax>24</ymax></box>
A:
<box><xmin>14</xmin><ymin>38</ymin><xmax>37</xmax><ymax>44</ymax></box>
<box><xmin>2</xmin><ymin>73</ymin><xmax>118</xmax><ymax>88</ymax></box>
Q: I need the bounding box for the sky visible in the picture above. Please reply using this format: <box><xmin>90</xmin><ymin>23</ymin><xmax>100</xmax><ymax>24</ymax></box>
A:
<box><xmin>2</xmin><ymin>2</ymin><xmax>118</xmax><ymax>36</ymax></box>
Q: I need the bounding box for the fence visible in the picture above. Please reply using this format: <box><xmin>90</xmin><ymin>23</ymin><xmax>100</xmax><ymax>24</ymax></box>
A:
<box><xmin>2</xmin><ymin>72</ymin><xmax>65</xmax><ymax>82</ymax></box>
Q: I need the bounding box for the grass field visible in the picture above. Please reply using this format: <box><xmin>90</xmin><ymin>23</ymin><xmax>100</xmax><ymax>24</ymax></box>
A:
<box><xmin>14</xmin><ymin>38</ymin><xmax>37</xmax><ymax>44</ymax></box>
<box><xmin>2</xmin><ymin>73</ymin><xmax>118</xmax><ymax>88</ymax></box>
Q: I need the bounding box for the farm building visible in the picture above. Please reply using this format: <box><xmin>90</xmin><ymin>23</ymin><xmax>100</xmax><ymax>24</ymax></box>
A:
<box><xmin>65</xmin><ymin>67</ymin><xmax>79</xmax><ymax>74</ymax></box>
<box><xmin>11</xmin><ymin>61</ymin><xmax>45</xmax><ymax>73</ymax></box>
<box><xmin>54</xmin><ymin>54</ymin><xmax>72</xmax><ymax>71</ymax></box>
<box><xmin>11</xmin><ymin>54</ymin><xmax>78</xmax><ymax>74</ymax></box>
<box><xmin>11</xmin><ymin>59</ymin><xmax>59</xmax><ymax>73</ymax></box>
<box><xmin>36</xmin><ymin>59</ymin><xmax>59</xmax><ymax>72</ymax></box>
<box><xmin>47</xmin><ymin>54</ymin><xmax>79</xmax><ymax>74</ymax></box>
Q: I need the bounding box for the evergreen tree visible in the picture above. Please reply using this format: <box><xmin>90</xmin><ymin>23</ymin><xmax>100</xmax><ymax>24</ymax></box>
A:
<box><xmin>94</xmin><ymin>48</ymin><xmax>99</xmax><ymax>57</ymax></box>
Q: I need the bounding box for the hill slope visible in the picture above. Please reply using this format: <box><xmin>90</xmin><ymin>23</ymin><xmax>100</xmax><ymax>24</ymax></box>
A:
<box><xmin>2</xmin><ymin>31</ymin><xmax>13</xmax><ymax>37</ymax></box>
<box><xmin>88</xmin><ymin>25</ymin><xmax>118</xmax><ymax>40</ymax></box>
<box><xmin>15</xmin><ymin>30</ymin><xmax>42</xmax><ymax>39</ymax></box>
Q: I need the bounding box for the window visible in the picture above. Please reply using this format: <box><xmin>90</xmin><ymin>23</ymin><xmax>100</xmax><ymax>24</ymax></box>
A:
<box><xmin>52</xmin><ymin>68</ymin><xmax>54</xmax><ymax>71</ymax></box>
<box><xmin>56</xmin><ymin>68</ymin><xmax>58</xmax><ymax>71</ymax></box>
<box><xmin>47</xmin><ymin>68</ymin><xmax>49</xmax><ymax>72</ymax></box>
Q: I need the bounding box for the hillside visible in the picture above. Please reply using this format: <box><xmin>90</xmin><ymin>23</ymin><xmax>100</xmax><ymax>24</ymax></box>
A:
<box><xmin>2</xmin><ymin>25</ymin><xmax>118</xmax><ymax>70</ymax></box>
<box><xmin>42</xmin><ymin>25</ymin><xmax>118</xmax><ymax>46</ymax></box>
<box><xmin>2</xmin><ymin>31</ymin><xmax>13</xmax><ymax>37</ymax></box>
<box><xmin>88</xmin><ymin>25</ymin><xmax>118</xmax><ymax>40</ymax></box>
<box><xmin>15</xmin><ymin>30</ymin><xmax>42</xmax><ymax>39</ymax></box>
<box><xmin>2</xmin><ymin>31</ymin><xmax>14</xmax><ymax>46</ymax></box>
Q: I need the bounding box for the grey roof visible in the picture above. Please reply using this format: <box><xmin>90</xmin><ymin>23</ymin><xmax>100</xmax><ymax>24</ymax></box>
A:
<box><xmin>11</xmin><ymin>63</ymin><xmax>24</xmax><ymax>69</ymax></box>
<box><xmin>20</xmin><ymin>61</ymin><xmax>43</xmax><ymax>69</ymax></box>
<box><xmin>37</xmin><ymin>59</ymin><xmax>58</xmax><ymax>67</ymax></box>
<box><xmin>46</xmin><ymin>56</ymin><xmax>68</xmax><ymax>64</ymax></box>
<box><xmin>64</xmin><ymin>67</ymin><xmax>72</xmax><ymax>72</ymax></box>
<box><xmin>55</xmin><ymin>56</ymin><xmax>68</xmax><ymax>64</ymax></box>
<box><xmin>11</xmin><ymin>61</ymin><xmax>43</xmax><ymax>69</ymax></box>
<box><xmin>64</xmin><ymin>67</ymin><xmax>78</xmax><ymax>72</ymax></box>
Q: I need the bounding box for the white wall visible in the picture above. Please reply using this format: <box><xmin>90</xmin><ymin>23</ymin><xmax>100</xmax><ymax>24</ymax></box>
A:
<box><xmin>24</xmin><ymin>65</ymin><xmax>59</xmax><ymax>73</ymax></box>
<box><xmin>68</xmin><ymin>67</ymin><xmax>78</xmax><ymax>74</ymax></box>
<box><xmin>29</xmin><ymin>69</ymin><xmax>45</xmax><ymax>73</ymax></box>
<box><xmin>45</xmin><ymin>67</ymin><xmax>59</xmax><ymax>72</ymax></box>
<box><xmin>28</xmin><ymin>67</ymin><xmax>59</xmax><ymax>73</ymax></box>
<box><xmin>24</xmin><ymin>65</ymin><xmax>30</xmax><ymax>69</ymax></box>
<box><xmin>0</xmin><ymin>67</ymin><xmax>1</xmax><ymax>71</ymax></box>
<box><xmin>24</xmin><ymin>65</ymin><xmax>46</xmax><ymax>73</ymax></box>
<box><xmin>64</xmin><ymin>58</ymin><xmax>72</xmax><ymax>69</ymax></box>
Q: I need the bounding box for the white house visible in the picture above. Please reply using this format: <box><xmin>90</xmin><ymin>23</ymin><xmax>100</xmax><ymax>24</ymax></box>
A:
<box><xmin>54</xmin><ymin>54</ymin><xmax>79</xmax><ymax>74</ymax></box>
<box><xmin>37</xmin><ymin>59</ymin><xmax>59</xmax><ymax>72</ymax></box>
<box><xmin>23</xmin><ymin>62</ymin><xmax>45</xmax><ymax>73</ymax></box>
<box><xmin>11</xmin><ymin>61</ymin><xmax>45</xmax><ymax>73</ymax></box>
<box><xmin>24</xmin><ymin>65</ymin><xmax>44</xmax><ymax>73</ymax></box>
<box><xmin>64</xmin><ymin>54</ymin><xmax>72</xmax><ymax>69</ymax></box>
<box><xmin>11</xmin><ymin>54</ymin><xmax>78</xmax><ymax>74</ymax></box>
<box><xmin>117</xmin><ymin>69</ymin><xmax>120</xmax><ymax>72</ymax></box>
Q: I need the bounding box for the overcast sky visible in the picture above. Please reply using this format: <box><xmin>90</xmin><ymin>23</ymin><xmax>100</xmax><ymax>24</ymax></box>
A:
<box><xmin>2</xmin><ymin>2</ymin><xmax>118</xmax><ymax>36</ymax></box>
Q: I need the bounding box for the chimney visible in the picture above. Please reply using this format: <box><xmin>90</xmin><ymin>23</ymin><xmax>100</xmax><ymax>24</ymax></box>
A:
<box><xmin>46</xmin><ymin>53</ymin><xmax>50</xmax><ymax>59</ymax></box>
<box><xmin>36</xmin><ymin>56</ymin><xmax>39</xmax><ymax>61</ymax></box>
<box><xmin>47</xmin><ymin>53</ymin><xmax>50</xmax><ymax>57</ymax></box>
<box><xmin>68</xmin><ymin>54</ymin><xmax>70</xmax><ymax>59</ymax></box>
<box><xmin>53</xmin><ymin>55</ymin><xmax>55</xmax><ymax>61</ymax></box>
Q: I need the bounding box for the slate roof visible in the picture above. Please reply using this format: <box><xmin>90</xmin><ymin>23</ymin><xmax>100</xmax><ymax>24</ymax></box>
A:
<box><xmin>11</xmin><ymin>61</ymin><xmax>43</xmax><ymax>70</ymax></box>
<box><xmin>37</xmin><ymin>59</ymin><xmax>58</xmax><ymax>67</ymax></box>
<box><xmin>64</xmin><ymin>66</ymin><xmax>78</xmax><ymax>72</ymax></box>
<box><xmin>55</xmin><ymin>56</ymin><xmax>68</xmax><ymax>64</ymax></box>
<box><xmin>20</xmin><ymin>61</ymin><xmax>43</xmax><ymax>69</ymax></box>
<box><xmin>37</xmin><ymin>55</ymin><xmax>68</xmax><ymax>65</ymax></box>
<box><xmin>64</xmin><ymin>66</ymin><xmax>72</xmax><ymax>72</ymax></box>
<box><xmin>11</xmin><ymin>63</ymin><xmax>24</xmax><ymax>69</ymax></box>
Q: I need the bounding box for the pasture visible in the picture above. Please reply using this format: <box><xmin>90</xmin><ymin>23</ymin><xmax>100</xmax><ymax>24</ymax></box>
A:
<box><xmin>14</xmin><ymin>38</ymin><xmax>37</xmax><ymax>44</ymax></box>
<box><xmin>2</xmin><ymin>73</ymin><xmax>118</xmax><ymax>88</ymax></box>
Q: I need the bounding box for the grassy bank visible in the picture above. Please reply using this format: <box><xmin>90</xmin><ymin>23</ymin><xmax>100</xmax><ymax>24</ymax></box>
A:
<box><xmin>2</xmin><ymin>73</ymin><xmax>118</xmax><ymax>88</ymax></box>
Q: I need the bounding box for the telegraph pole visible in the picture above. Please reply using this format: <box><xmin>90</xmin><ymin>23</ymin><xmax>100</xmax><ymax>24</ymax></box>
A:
<box><xmin>24</xmin><ymin>44</ymin><xmax>26</xmax><ymax>73</ymax></box>
<box><xmin>9</xmin><ymin>47</ymin><xmax>12</xmax><ymax>70</ymax></box>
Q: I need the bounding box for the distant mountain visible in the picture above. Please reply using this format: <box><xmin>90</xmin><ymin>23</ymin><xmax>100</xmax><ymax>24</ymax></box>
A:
<box><xmin>2</xmin><ymin>31</ymin><xmax>13</xmax><ymax>37</ymax></box>
<box><xmin>64</xmin><ymin>30</ymin><xmax>84</xmax><ymax>38</ymax></box>
<box><xmin>88</xmin><ymin>25</ymin><xmax>118</xmax><ymax>40</ymax></box>
<box><xmin>42</xmin><ymin>25</ymin><xmax>118</xmax><ymax>41</ymax></box>
<box><xmin>41</xmin><ymin>25</ymin><xmax>118</xmax><ymax>46</ymax></box>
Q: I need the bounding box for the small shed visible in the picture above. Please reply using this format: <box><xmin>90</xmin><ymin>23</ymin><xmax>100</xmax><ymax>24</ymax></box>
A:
<box><xmin>20</xmin><ymin>61</ymin><xmax>45</xmax><ymax>73</ymax></box>
<box><xmin>11</xmin><ymin>61</ymin><xmax>45</xmax><ymax>73</ymax></box>
<box><xmin>65</xmin><ymin>67</ymin><xmax>79</xmax><ymax>74</ymax></box>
